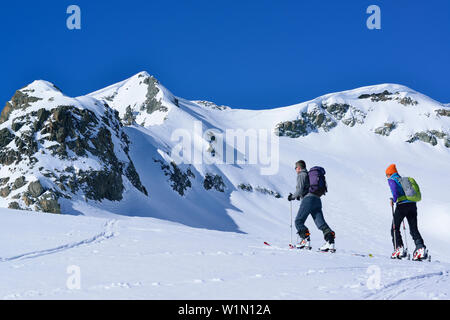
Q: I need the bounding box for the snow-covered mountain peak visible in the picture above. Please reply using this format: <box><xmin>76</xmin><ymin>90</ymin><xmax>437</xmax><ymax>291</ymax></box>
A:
<box><xmin>21</xmin><ymin>80</ymin><xmax>62</xmax><ymax>96</ymax></box>
<box><xmin>0</xmin><ymin>80</ymin><xmax>148</xmax><ymax>214</ymax></box>
<box><xmin>89</xmin><ymin>71</ymin><xmax>178</xmax><ymax>127</ymax></box>
<box><xmin>272</xmin><ymin>83</ymin><xmax>450</xmax><ymax>149</ymax></box>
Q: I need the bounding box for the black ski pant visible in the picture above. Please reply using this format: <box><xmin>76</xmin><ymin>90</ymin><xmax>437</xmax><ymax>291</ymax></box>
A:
<box><xmin>391</xmin><ymin>202</ymin><xmax>425</xmax><ymax>250</ymax></box>
<box><xmin>295</xmin><ymin>195</ymin><xmax>334</xmax><ymax>243</ymax></box>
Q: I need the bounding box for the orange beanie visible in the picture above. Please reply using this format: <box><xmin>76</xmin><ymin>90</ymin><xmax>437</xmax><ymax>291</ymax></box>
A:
<box><xmin>385</xmin><ymin>164</ymin><xmax>398</xmax><ymax>176</ymax></box>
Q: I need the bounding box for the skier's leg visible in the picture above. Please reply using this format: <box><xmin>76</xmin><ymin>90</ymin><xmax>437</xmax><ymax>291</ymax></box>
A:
<box><xmin>309</xmin><ymin>197</ymin><xmax>335</xmax><ymax>243</ymax></box>
<box><xmin>295</xmin><ymin>197</ymin><xmax>311</xmax><ymax>239</ymax></box>
<box><xmin>309</xmin><ymin>198</ymin><xmax>335</xmax><ymax>251</ymax></box>
<box><xmin>405</xmin><ymin>203</ymin><xmax>425</xmax><ymax>249</ymax></box>
<box><xmin>391</xmin><ymin>204</ymin><xmax>405</xmax><ymax>248</ymax></box>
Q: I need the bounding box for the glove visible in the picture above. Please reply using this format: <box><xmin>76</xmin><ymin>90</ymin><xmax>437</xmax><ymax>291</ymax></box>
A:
<box><xmin>288</xmin><ymin>193</ymin><xmax>293</xmax><ymax>201</ymax></box>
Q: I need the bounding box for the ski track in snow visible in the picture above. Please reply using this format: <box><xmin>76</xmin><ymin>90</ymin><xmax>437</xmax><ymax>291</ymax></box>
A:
<box><xmin>0</xmin><ymin>220</ymin><xmax>118</xmax><ymax>263</ymax></box>
<box><xmin>365</xmin><ymin>269</ymin><xmax>450</xmax><ymax>300</ymax></box>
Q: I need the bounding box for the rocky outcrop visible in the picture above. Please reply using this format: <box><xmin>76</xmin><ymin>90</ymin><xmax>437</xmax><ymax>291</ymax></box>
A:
<box><xmin>323</xmin><ymin>103</ymin><xmax>350</xmax><ymax>120</ymax></box>
<box><xmin>123</xmin><ymin>105</ymin><xmax>136</xmax><ymax>125</ymax></box>
<box><xmin>12</xmin><ymin>176</ymin><xmax>27</xmax><ymax>190</ymax></box>
<box><xmin>275</xmin><ymin>103</ymin><xmax>366</xmax><ymax>138</ymax></box>
<box><xmin>142</xmin><ymin>76</ymin><xmax>167</xmax><ymax>114</ymax></box>
<box><xmin>154</xmin><ymin>159</ymin><xmax>195</xmax><ymax>196</ymax></box>
<box><xmin>340</xmin><ymin>107</ymin><xmax>367</xmax><ymax>127</ymax></box>
<box><xmin>0</xmin><ymin>89</ymin><xmax>44</xmax><ymax>124</ymax></box>
<box><xmin>0</xmin><ymin>128</ymin><xmax>14</xmax><ymax>148</ymax></box>
<box><xmin>397</xmin><ymin>97</ymin><xmax>419</xmax><ymax>106</ymax></box>
<box><xmin>358</xmin><ymin>90</ymin><xmax>393</xmax><ymax>102</ymax></box>
<box><xmin>28</xmin><ymin>180</ymin><xmax>44</xmax><ymax>197</ymax></box>
<box><xmin>254</xmin><ymin>186</ymin><xmax>281</xmax><ymax>198</ymax></box>
<box><xmin>275</xmin><ymin>105</ymin><xmax>337</xmax><ymax>138</ymax></box>
<box><xmin>237</xmin><ymin>183</ymin><xmax>253</xmax><ymax>192</ymax></box>
<box><xmin>194</xmin><ymin>101</ymin><xmax>229</xmax><ymax>111</ymax></box>
<box><xmin>374</xmin><ymin>122</ymin><xmax>397</xmax><ymax>136</ymax></box>
<box><xmin>407</xmin><ymin>130</ymin><xmax>450</xmax><ymax>148</ymax></box>
<box><xmin>238</xmin><ymin>183</ymin><xmax>281</xmax><ymax>198</ymax></box>
<box><xmin>203</xmin><ymin>173</ymin><xmax>225</xmax><ymax>192</ymax></box>
<box><xmin>358</xmin><ymin>90</ymin><xmax>418</xmax><ymax>106</ymax></box>
<box><xmin>435</xmin><ymin>109</ymin><xmax>450</xmax><ymax>117</ymax></box>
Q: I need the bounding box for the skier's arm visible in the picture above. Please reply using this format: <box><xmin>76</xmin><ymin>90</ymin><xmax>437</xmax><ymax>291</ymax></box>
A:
<box><xmin>388</xmin><ymin>179</ymin><xmax>398</xmax><ymax>202</ymax></box>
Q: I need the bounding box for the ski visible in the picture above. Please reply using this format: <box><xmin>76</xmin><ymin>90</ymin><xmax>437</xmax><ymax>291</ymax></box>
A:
<box><xmin>318</xmin><ymin>248</ymin><xmax>336</xmax><ymax>253</ymax></box>
<box><xmin>352</xmin><ymin>253</ymin><xmax>374</xmax><ymax>258</ymax></box>
<box><xmin>296</xmin><ymin>246</ymin><xmax>312</xmax><ymax>250</ymax></box>
<box><xmin>264</xmin><ymin>241</ymin><xmax>295</xmax><ymax>249</ymax></box>
<box><xmin>263</xmin><ymin>241</ymin><xmax>433</xmax><ymax>263</ymax></box>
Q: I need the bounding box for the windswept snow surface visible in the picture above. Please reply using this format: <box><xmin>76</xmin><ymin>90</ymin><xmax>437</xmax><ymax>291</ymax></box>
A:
<box><xmin>0</xmin><ymin>208</ymin><xmax>449</xmax><ymax>300</ymax></box>
<box><xmin>1</xmin><ymin>75</ymin><xmax>449</xmax><ymax>299</ymax></box>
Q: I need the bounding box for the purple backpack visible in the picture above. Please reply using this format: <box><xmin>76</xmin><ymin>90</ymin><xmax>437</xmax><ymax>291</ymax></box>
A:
<box><xmin>308</xmin><ymin>166</ymin><xmax>327</xmax><ymax>196</ymax></box>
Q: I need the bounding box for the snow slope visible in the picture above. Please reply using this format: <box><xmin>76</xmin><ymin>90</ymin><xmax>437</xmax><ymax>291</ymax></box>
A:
<box><xmin>0</xmin><ymin>208</ymin><xmax>449</xmax><ymax>299</ymax></box>
<box><xmin>0</xmin><ymin>73</ymin><xmax>449</xmax><ymax>299</ymax></box>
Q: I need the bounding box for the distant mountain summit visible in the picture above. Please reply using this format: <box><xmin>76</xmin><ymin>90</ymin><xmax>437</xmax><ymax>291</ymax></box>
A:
<box><xmin>273</xmin><ymin>84</ymin><xmax>450</xmax><ymax>147</ymax></box>
<box><xmin>88</xmin><ymin>71</ymin><xmax>179</xmax><ymax>127</ymax></box>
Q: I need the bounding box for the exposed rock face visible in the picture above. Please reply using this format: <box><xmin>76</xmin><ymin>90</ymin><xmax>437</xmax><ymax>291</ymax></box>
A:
<box><xmin>407</xmin><ymin>131</ymin><xmax>438</xmax><ymax>146</ymax></box>
<box><xmin>123</xmin><ymin>106</ymin><xmax>136</xmax><ymax>125</ymax></box>
<box><xmin>374</xmin><ymin>122</ymin><xmax>397</xmax><ymax>136</ymax></box>
<box><xmin>435</xmin><ymin>109</ymin><xmax>450</xmax><ymax>117</ymax></box>
<box><xmin>254</xmin><ymin>186</ymin><xmax>281</xmax><ymax>198</ymax></box>
<box><xmin>275</xmin><ymin>102</ymin><xmax>366</xmax><ymax>138</ymax></box>
<box><xmin>0</xmin><ymin>89</ymin><xmax>44</xmax><ymax>124</ymax></box>
<box><xmin>324</xmin><ymin>103</ymin><xmax>350</xmax><ymax>120</ymax></box>
<box><xmin>407</xmin><ymin>130</ymin><xmax>450</xmax><ymax>147</ymax></box>
<box><xmin>0</xmin><ymin>186</ymin><xmax>11</xmax><ymax>198</ymax></box>
<box><xmin>275</xmin><ymin>105</ymin><xmax>336</xmax><ymax>138</ymax></box>
<box><xmin>237</xmin><ymin>183</ymin><xmax>253</xmax><ymax>192</ymax></box>
<box><xmin>194</xmin><ymin>100</ymin><xmax>229</xmax><ymax>111</ymax></box>
<box><xmin>8</xmin><ymin>202</ymin><xmax>20</xmax><ymax>210</ymax></box>
<box><xmin>397</xmin><ymin>97</ymin><xmax>419</xmax><ymax>106</ymax></box>
<box><xmin>142</xmin><ymin>76</ymin><xmax>167</xmax><ymax>114</ymax></box>
<box><xmin>0</xmin><ymin>128</ymin><xmax>14</xmax><ymax>148</ymax></box>
<box><xmin>358</xmin><ymin>90</ymin><xmax>393</xmax><ymax>102</ymax></box>
<box><xmin>358</xmin><ymin>90</ymin><xmax>418</xmax><ymax>106</ymax></box>
<box><xmin>38</xmin><ymin>192</ymin><xmax>61</xmax><ymax>214</ymax></box>
<box><xmin>154</xmin><ymin>159</ymin><xmax>195</xmax><ymax>196</ymax></box>
<box><xmin>12</xmin><ymin>176</ymin><xmax>27</xmax><ymax>190</ymax></box>
<box><xmin>0</xmin><ymin>82</ymin><xmax>148</xmax><ymax>214</ymax></box>
<box><xmin>203</xmin><ymin>173</ymin><xmax>225</xmax><ymax>192</ymax></box>
<box><xmin>238</xmin><ymin>183</ymin><xmax>281</xmax><ymax>198</ymax></box>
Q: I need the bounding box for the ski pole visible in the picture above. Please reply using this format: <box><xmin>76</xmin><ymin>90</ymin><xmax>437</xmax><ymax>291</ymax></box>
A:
<box><xmin>402</xmin><ymin>221</ymin><xmax>409</xmax><ymax>256</ymax></box>
<box><xmin>290</xmin><ymin>201</ymin><xmax>293</xmax><ymax>246</ymax></box>
<box><xmin>390</xmin><ymin>198</ymin><xmax>397</xmax><ymax>250</ymax></box>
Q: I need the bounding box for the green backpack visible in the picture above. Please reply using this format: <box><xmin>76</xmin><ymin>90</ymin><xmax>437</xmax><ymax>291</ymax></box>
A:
<box><xmin>399</xmin><ymin>177</ymin><xmax>422</xmax><ymax>202</ymax></box>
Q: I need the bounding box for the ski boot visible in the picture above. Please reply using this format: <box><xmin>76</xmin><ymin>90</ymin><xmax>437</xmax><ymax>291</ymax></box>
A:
<box><xmin>319</xmin><ymin>241</ymin><xmax>336</xmax><ymax>253</ymax></box>
<box><xmin>391</xmin><ymin>246</ymin><xmax>407</xmax><ymax>259</ymax></box>
<box><xmin>319</xmin><ymin>230</ymin><xmax>336</xmax><ymax>252</ymax></box>
<box><xmin>412</xmin><ymin>247</ymin><xmax>429</xmax><ymax>261</ymax></box>
<box><xmin>296</xmin><ymin>237</ymin><xmax>312</xmax><ymax>250</ymax></box>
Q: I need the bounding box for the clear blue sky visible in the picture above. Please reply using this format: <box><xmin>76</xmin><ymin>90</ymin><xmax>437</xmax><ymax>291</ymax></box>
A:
<box><xmin>1</xmin><ymin>0</ymin><xmax>449</xmax><ymax>109</ymax></box>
